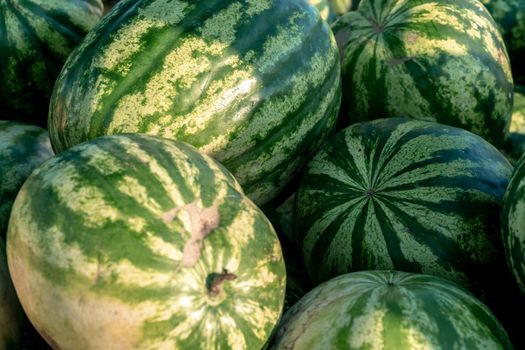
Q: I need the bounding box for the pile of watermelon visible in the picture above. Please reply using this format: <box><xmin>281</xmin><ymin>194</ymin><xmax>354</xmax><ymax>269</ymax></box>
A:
<box><xmin>1</xmin><ymin>0</ymin><xmax>525</xmax><ymax>349</ymax></box>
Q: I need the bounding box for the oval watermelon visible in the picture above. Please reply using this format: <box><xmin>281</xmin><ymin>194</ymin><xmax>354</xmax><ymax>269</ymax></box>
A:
<box><xmin>0</xmin><ymin>0</ymin><xmax>104</xmax><ymax>126</ymax></box>
<box><xmin>0</xmin><ymin>121</ymin><xmax>53</xmax><ymax>239</ymax></box>
<box><xmin>47</xmin><ymin>0</ymin><xmax>341</xmax><ymax>207</ymax></box>
<box><xmin>481</xmin><ymin>0</ymin><xmax>525</xmax><ymax>84</ymax></box>
<box><xmin>501</xmin><ymin>153</ymin><xmax>525</xmax><ymax>295</ymax></box>
<box><xmin>502</xmin><ymin>85</ymin><xmax>525</xmax><ymax>162</ymax></box>
<box><xmin>332</xmin><ymin>0</ymin><xmax>513</xmax><ymax>147</ymax></box>
<box><xmin>296</xmin><ymin>118</ymin><xmax>512</xmax><ymax>293</ymax></box>
<box><xmin>7</xmin><ymin>134</ymin><xmax>286</xmax><ymax>349</ymax></box>
<box><xmin>270</xmin><ymin>271</ymin><xmax>513</xmax><ymax>349</ymax></box>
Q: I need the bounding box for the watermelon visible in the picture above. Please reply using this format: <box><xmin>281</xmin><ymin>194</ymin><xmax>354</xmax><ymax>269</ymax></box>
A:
<box><xmin>264</xmin><ymin>193</ymin><xmax>312</xmax><ymax>312</ymax></box>
<box><xmin>47</xmin><ymin>0</ymin><xmax>341</xmax><ymax>207</ymax></box>
<box><xmin>327</xmin><ymin>0</ymin><xmax>354</xmax><ymax>15</ymax></box>
<box><xmin>295</xmin><ymin>118</ymin><xmax>512</xmax><ymax>293</ymax></box>
<box><xmin>503</xmin><ymin>85</ymin><xmax>525</xmax><ymax>162</ymax></box>
<box><xmin>270</xmin><ymin>271</ymin><xmax>513</xmax><ymax>349</ymax></box>
<box><xmin>6</xmin><ymin>134</ymin><xmax>286</xmax><ymax>349</ymax></box>
<box><xmin>309</xmin><ymin>0</ymin><xmax>335</xmax><ymax>22</ymax></box>
<box><xmin>0</xmin><ymin>121</ymin><xmax>53</xmax><ymax>239</ymax></box>
<box><xmin>0</xmin><ymin>239</ymin><xmax>24</xmax><ymax>350</ymax></box>
<box><xmin>0</xmin><ymin>0</ymin><xmax>104</xmax><ymax>126</ymax></box>
<box><xmin>332</xmin><ymin>0</ymin><xmax>513</xmax><ymax>147</ymax></box>
<box><xmin>501</xmin><ymin>153</ymin><xmax>525</xmax><ymax>295</ymax></box>
<box><xmin>481</xmin><ymin>0</ymin><xmax>525</xmax><ymax>84</ymax></box>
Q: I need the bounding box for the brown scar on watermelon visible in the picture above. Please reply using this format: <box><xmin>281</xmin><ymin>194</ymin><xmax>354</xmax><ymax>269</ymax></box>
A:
<box><xmin>162</xmin><ymin>201</ymin><xmax>220</xmax><ymax>267</ymax></box>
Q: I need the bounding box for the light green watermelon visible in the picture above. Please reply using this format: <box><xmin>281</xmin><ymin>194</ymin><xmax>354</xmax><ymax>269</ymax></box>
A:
<box><xmin>47</xmin><ymin>0</ymin><xmax>342</xmax><ymax>207</ymax></box>
<box><xmin>270</xmin><ymin>271</ymin><xmax>513</xmax><ymax>349</ymax></box>
<box><xmin>0</xmin><ymin>121</ymin><xmax>53</xmax><ymax>239</ymax></box>
<box><xmin>327</xmin><ymin>0</ymin><xmax>354</xmax><ymax>15</ymax></box>
<box><xmin>295</xmin><ymin>118</ymin><xmax>512</xmax><ymax>294</ymax></box>
<box><xmin>0</xmin><ymin>239</ymin><xmax>24</xmax><ymax>350</ymax></box>
<box><xmin>7</xmin><ymin>134</ymin><xmax>286</xmax><ymax>349</ymax></box>
<box><xmin>332</xmin><ymin>0</ymin><xmax>513</xmax><ymax>147</ymax></box>
<box><xmin>0</xmin><ymin>0</ymin><xmax>104</xmax><ymax>126</ymax></box>
<box><xmin>309</xmin><ymin>0</ymin><xmax>335</xmax><ymax>21</ymax></box>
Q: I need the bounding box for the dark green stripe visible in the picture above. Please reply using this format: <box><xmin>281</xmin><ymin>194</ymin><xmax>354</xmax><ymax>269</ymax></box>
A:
<box><xmin>372</xmin><ymin>198</ymin><xmax>421</xmax><ymax>271</ymax></box>
<box><xmin>21</xmin><ymin>1</ymin><xmax>85</xmax><ymax>44</ymax></box>
<box><xmin>7</xmin><ymin>3</ymin><xmax>62</xmax><ymax>78</ymax></box>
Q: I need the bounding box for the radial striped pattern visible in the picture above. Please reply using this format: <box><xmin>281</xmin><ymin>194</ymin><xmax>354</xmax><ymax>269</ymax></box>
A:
<box><xmin>296</xmin><ymin>118</ymin><xmax>512</xmax><ymax>291</ymax></box>
<box><xmin>6</xmin><ymin>134</ymin><xmax>286</xmax><ymax>350</ymax></box>
<box><xmin>0</xmin><ymin>121</ymin><xmax>53</xmax><ymax>239</ymax></box>
<box><xmin>48</xmin><ymin>0</ymin><xmax>341</xmax><ymax>206</ymax></box>
<box><xmin>270</xmin><ymin>271</ymin><xmax>513</xmax><ymax>349</ymax></box>
<box><xmin>501</xmin><ymin>154</ymin><xmax>525</xmax><ymax>295</ymax></box>
<box><xmin>481</xmin><ymin>0</ymin><xmax>525</xmax><ymax>84</ymax></box>
<box><xmin>332</xmin><ymin>0</ymin><xmax>513</xmax><ymax>146</ymax></box>
<box><xmin>0</xmin><ymin>0</ymin><xmax>103</xmax><ymax>126</ymax></box>
<box><xmin>0</xmin><ymin>239</ymin><xmax>23</xmax><ymax>350</ymax></box>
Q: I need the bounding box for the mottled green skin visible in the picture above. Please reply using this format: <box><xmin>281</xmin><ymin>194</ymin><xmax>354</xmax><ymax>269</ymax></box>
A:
<box><xmin>296</xmin><ymin>118</ymin><xmax>512</xmax><ymax>293</ymax></box>
<box><xmin>48</xmin><ymin>0</ymin><xmax>341</xmax><ymax>207</ymax></box>
<box><xmin>270</xmin><ymin>271</ymin><xmax>513</xmax><ymax>349</ymax></box>
<box><xmin>481</xmin><ymin>0</ymin><xmax>525</xmax><ymax>84</ymax></box>
<box><xmin>0</xmin><ymin>121</ymin><xmax>53</xmax><ymax>239</ymax></box>
<box><xmin>501</xmin><ymin>152</ymin><xmax>525</xmax><ymax>295</ymax></box>
<box><xmin>333</xmin><ymin>0</ymin><xmax>513</xmax><ymax>147</ymax></box>
<box><xmin>0</xmin><ymin>239</ymin><xmax>24</xmax><ymax>350</ymax></box>
<box><xmin>503</xmin><ymin>86</ymin><xmax>525</xmax><ymax>162</ymax></box>
<box><xmin>0</xmin><ymin>0</ymin><xmax>104</xmax><ymax>127</ymax></box>
<box><xmin>6</xmin><ymin>134</ymin><xmax>286</xmax><ymax>350</ymax></box>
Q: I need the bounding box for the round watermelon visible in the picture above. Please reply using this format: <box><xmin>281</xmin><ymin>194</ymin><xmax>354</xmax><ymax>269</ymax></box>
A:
<box><xmin>327</xmin><ymin>0</ymin><xmax>354</xmax><ymax>15</ymax></box>
<box><xmin>481</xmin><ymin>0</ymin><xmax>525</xmax><ymax>84</ymax></box>
<box><xmin>295</xmin><ymin>118</ymin><xmax>512</xmax><ymax>292</ymax></box>
<box><xmin>332</xmin><ymin>0</ymin><xmax>513</xmax><ymax>147</ymax></box>
<box><xmin>501</xmin><ymin>153</ymin><xmax>525</xmax><ymax>295</ymax></box>
<box><xmin>503</xmin><ymin>85</ymin><xmax>525</xmax><ymax>162</ymax></box>
<box><xmin>0</xmin><ymin>121</ymin><xmax>53</xmax><ymax>239</ymax></box>
<box><xmin>0</xmin><ymin>239</ymin><xmax>24</xmax><ymax>350</ymax></box>
<box><xmin>270</xmin><ymin>270</ymin><xmax>513</xmax><ymax>349</ymax></box>
<box><xmin>0</xmin><ymin>0</ymin><xmax>104</xmax><ymax>126</ymax></box>
<box><xmin>309</xmin><ymin>0</ymin><xmax>335</xmax><ymax>21</ymax></box>
<box><xmin>47</xmin><ymin>0</ymin><xmax>341</xmax><ymax>207</ymax></box>
<box><xmin>7</xmin><ymin>134</ymin><xmax>286</xmax><ymax>349</ymax></box>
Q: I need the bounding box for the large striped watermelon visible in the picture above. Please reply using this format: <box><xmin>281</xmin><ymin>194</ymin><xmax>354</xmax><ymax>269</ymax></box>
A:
<box><xmin>332</xmin><ymin>0</ymin><xmax>513</xmax><ymax>146</ymax></box>
<box><xmin>0</xmin><ymin>0</ymin><xmax>104</xmax><ymax>126</ymax></box>
<box><xmin>295</xmin><ymin>118</ymin><xmax>512</xmax><ymax>292</ymax></box>
<box><xmin>0</xmin><ymin>121</ymin><xmax>53</xmax><ymax>239</ymax></box>
<box><xmin>47</xmin><ymin>0</ymin><xmax>341</xmax><ymax>207</ymax></box>
<box><xmin>501</xmin><ymin>154</ymin><xmax>525</xmax><ymax>295</ymax></box>
<box><xmin>0</xmin><ymin>239</ymin><xmax>24</xmax><ymax>350</ymax></box>
<box><xmin>270</xmin><ymin>271</ymin><xmax>513</xmax><ymax>349</ymax></box>
<box><xmin>6</xmin><ymin>134</ymin><xmax>286</xmax><ymax>349</ymax></box>
<box><xmin>481</xmin><ymin>0</ymin><xmax>525</xmax><ymax>84</ymax></box>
